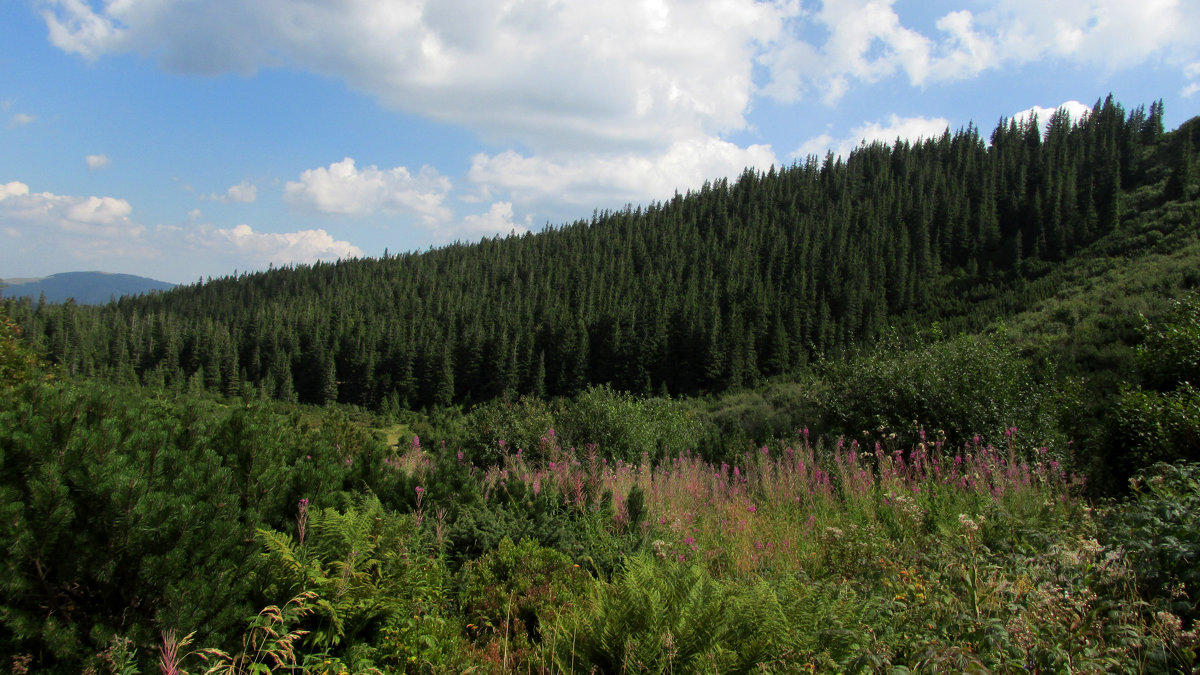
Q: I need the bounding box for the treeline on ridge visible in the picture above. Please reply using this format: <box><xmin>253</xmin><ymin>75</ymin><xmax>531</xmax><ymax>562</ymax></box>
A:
<box><xmin>4</xmin><ymin>96</ymin><xmax>1197</xmax><ymax>412</ymax></box>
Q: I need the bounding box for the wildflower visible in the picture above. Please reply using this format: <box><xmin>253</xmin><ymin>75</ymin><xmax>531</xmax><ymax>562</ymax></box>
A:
<box><xmin>412</xmin><ymin>435</ymin><xmax>420</xmax><ymax>449</ymax></box>
<box><xmin>958</xmin><ymin>513</ymin><xmax>980</xmax><ymax>534</ymax></box>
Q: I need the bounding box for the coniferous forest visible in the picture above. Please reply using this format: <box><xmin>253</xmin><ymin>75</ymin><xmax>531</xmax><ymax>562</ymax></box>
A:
<box><xmin>3</xmin><ymin>95</ymin><xmax>1200</xmax><ymax>673</ymax></box>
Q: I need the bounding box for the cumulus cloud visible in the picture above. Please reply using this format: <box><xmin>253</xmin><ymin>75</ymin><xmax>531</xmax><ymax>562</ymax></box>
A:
<box><xmin>37</xmin><ymin>0</ymin><xmax>1200</xmax><ymax>145</ymax></box>
<box><xmin>209</xmin><ymin>180</ymin><xmax>257</xmax><ymax>203</ymax></box>
<box><xmin>284</xmin><ymin>158</ymin><xmax>451</xmax><ymax>224</ymax></box>
<box><xmin>792</xmin><ymin>114</ymin><xmax>950</xmax><ymax>160</ymax></box>
<box><xmin>189</xmin><ymin>223</ymin><xmax>362</xmax><ymax>266</ymax></box>
<box><xmin>0</xmin><ymin>180</ymin><xmax>155</xmax><ymax>273</ymax></box>
<box><xmin>37</xmin><ymin>0</ymin><xmax>780</xmax><ymax>152</ymax></box>
<box><xmin>1010</xmin><ymin>100</ymin><xmax>1093</xmax><ymax>131</ymax></box>
<box><xmin>86</xmin><ymin>154</ymin><xmax>111</xmax><ymax>170</ymax></box>
<box><xmin>469</xmin><ymin>138</ymin><xmax>777</xmax><ymax>209</ymax></box>
<box><xmin>0</xmin><ymin>180</ymin><xmax>142</xmax><ymax>238</ymax></box>
<box><xmin>761</xmin><ymin>0</ymin><xmax>1200</xmax><ymax>103</ymax></box>
<box><xmin>450</xmin><ymin>202</ymin><xmax>529</xmax><ymax>241</ymax></box>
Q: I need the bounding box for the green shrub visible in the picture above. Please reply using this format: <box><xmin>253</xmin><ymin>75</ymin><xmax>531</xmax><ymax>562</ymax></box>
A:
<box><xmin>464</xmin><ymin>394</ymin><xmax>556</xmax><ymax>465</ymax></box>
<box><xmin>1137</xmin><ymin>292</ymin><xmax>1200</xmax><ymax>391</ymax></box>
<box><xmin>1112</xmin><ymin>384</ymin><xmax>1200</xmax><ymax>466</ymax></box>
<box><xmin>555</xmin><ymin>385</ymin><xmax>703</xmax><ymax>464</ymax></box>
<box><xmin>821</xmin><ymin>328</ymin><xmax>1065</xmax><ymax>451</ymax></box>
<box><xmin>456</xmin><ymin>537</ymin><xmax>591</xmax><ymax>666</ymax></box>
<box><xmin>555</xmin><ymin>554</ymin><xmax>787</xmax><ymax>673</ymax></box>
<box><xmin>1101</xmin><ymin>462</ymin><xmax>1200</xmax><ymax>621</ymax></box>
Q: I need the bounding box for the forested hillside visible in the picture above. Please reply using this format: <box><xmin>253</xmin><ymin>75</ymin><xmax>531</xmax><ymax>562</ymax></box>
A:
<box><xmin>4</xmin><ymin>95</ymin><xmax>1200</xmax><ymax>673</ymax></box>
<box><xmin>5</xmin><ymin>96</ymin><xmax>1195</xmax><ymax>412</ymax></box>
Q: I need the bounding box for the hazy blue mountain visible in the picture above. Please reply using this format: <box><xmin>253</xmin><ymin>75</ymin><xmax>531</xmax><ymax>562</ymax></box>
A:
<box><xmin>1</xmin><ymin>271</ymin><xmax>175</xmax><ymax>305</ymax></box>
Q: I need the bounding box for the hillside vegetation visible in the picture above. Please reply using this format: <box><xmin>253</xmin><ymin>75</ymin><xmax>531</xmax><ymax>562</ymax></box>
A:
<box><xmin>2</xmin><ymin>95</ymin><xmax>1200</xmax><ymax>673</ymax></box>
<box><xmin>5</xmin><ymin>97</ymin><xmax>1195</xmax><ymax>411</ymax></box>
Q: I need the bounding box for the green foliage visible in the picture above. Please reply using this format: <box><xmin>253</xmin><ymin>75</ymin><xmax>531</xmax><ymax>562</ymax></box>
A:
<box><xmin>1112</xmin><ymin>384</ymin><xmax>1200</xmax><ymax>466</ymax></box>
<box><xmin>256</xmin><ymin>495</ymin><xmax>459</xmax><ymax>672</ymax></box>
<box><xmin>555</xmin><ymin>385</ymin><xmax>703</xmax><ymax>464</ymax></box>
<box><xmin>8</xmin><ymin>95</ymin><xmax>1183</xmax><ymax>412</ymax></box>
<box><xmin>194</xmin><ymin>592</ymin><xmax>316</xmax><ymax>675</ymax></box>
<box><xmin>445</xmin><ymin>482</ymin><xmax>576</xmax><ymax>565</ymax></box>
<box><xmin>1102</xmin><ymin>462</ymin><xmax>1200</xmax><ymax>621</ymax></box>
<box><xmin>821</xmin><ymin>329</ymin><xmax>1064</xmax><ymax>449</ymax></box>
<box><xmin>1108</xmin><ymin>293</ymin><xmax>1200</xmax><ymax>469</ymax></box>
<box><xmin>0</xmin><ymin>309</ymin><xmax>42</xmax><ymax>387</ymax></box>
<box><xmin>1137</xmin><ymin>292</ymin><xmax>1200</xmax><ymax>391</ymax></box>
<box><xmin>464</xmin><ymin>395</ymin><xmax>556</xmax><ymax>465</ymax></box>
<box><xmin>455</xmin><ymin>537</ymin><xmax>591</xmax><ymax>666</ymax></box>
<box><xmin>556</xmin><ymin>554</ymin><xmax>787</xmax><ymax>673</ymax></box>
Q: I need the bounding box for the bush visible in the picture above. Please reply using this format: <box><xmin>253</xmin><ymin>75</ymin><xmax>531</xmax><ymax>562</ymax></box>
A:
<box><xmin>456</xmin><ymin>537</ymin><xmax>591</xmax><ymax>666</ymax></box>
<box><xmin>555</xmin><ymin>385</ymin><xmax>703</xmax><ymax>464</ymax></box>
<box><xmin>555</xmin><ymin>554</ymin><xmax>787</xmax><ymax>673</ymax></box>
<box><xmin>1112</xmin><ymin>384</ymin><xmax>1200</xmax><ymax>466</ymax></box>
<box><xmin>821</xmin><ymin>328</ymin><xmax>1065</xmax><ymax>451</ymax></box>
<box><xmin>1101</xmin><ymin>462</ymin><xmax>1200</xmax><ymax>621</ymax></box>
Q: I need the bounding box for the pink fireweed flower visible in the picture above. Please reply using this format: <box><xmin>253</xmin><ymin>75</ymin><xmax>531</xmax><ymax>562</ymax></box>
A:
<box><xmin>747</xmin><ymin>504</ymin><xmax>757</xmax><ymax>513</ymax></box>
<box><xmin>412</xmin><ymin>435</ymin><xmax>420</xmax><ymax>450</ymax></box>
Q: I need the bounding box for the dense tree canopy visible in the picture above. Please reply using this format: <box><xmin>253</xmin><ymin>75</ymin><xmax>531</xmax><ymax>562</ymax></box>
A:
<box><xmin>4</xmin><ymin>97</ymin><xmax>1194</xmax><ymax>412</ymax></box>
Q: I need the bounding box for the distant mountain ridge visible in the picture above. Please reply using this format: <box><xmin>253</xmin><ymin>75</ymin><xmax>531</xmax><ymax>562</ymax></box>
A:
<box><xmin>1</xmin><ymin>272</ymin><xmax>175</xmax><ymax>305</ymax></box>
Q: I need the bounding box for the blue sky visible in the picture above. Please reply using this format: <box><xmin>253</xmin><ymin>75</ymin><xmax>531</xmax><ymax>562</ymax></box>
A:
<box><xmin>2</xmin><ymin>0</ymin><xmax>1199</xmax><ymax>284</ymax></box>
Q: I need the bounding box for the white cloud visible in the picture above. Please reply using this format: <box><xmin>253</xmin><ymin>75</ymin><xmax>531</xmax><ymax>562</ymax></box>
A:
<box><xmin>0</xmin><ymin>179</ymin><xmax>363</xmax><ymax>281</ymax></box>
<box><xmin>761</xmin><ymin>0</ymin><xmax>1200</xmax><ymax>103</ymax></box>
<box><xmin>450</xmin><ymin>202</ymin><xmax>529</xmax><ymax>241</ymax></box>
<box><xmin>209</xmin><ymin>180</ymin><xmax>257</xmax><ymax>203</ymax></box>
<box><xmin>792</xmin><ymin>114</ymin><xmax>950</xmax><ymax>160</ymax></box>
<box><xmin>0</xmin><ymin>180</ymin><xmax>154</xmax><ymax>272</ymax></box>
<box><xmin>469</xmin><ymin>137</ymin><xmax>777</xmax><ymax>209</ymax></box>
<box><xmin>189</xmin><ymin>223</ymin><xmax>362</xmax><ymax>266</ymax></box>
<box><xmin>36</xmin><ymin>0</ymin><xmax>1200</xmax><ymax>149</ymax></box>
<box><xmin>284</xmin><ymin>157</ymin><xmax>451</xmax><ymax>224</ymax></box>
<box><xmin>85</xmin><ymin>154</ymin><xmax>111</xmax><ymax>170</ymax></box>
<box><xmin>1185</xmin><ymin>61</ymin><xmax>1200</xmax><ymax>97</ymax></box>
<box><xmin>7</xmin><ymin>113</ymin><xmax>36</xmax><ymax>128</ymax></box>
<box><xmin>37</xmin><ymin>0</ymin><xmax>782</xmax><ymax>152</ymax></box>
<box><xmin>1010</xmin><ymin>100</ymin><xmax>1093</xmax><ymax>131</ymax></box>
<box><xmin>0</xmin><ymin>180</ymin><xmax>142</xmax><ymax>238</ymax></box>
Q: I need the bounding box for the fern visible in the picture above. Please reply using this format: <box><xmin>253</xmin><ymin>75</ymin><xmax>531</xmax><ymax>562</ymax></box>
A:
<box><xmin>559</xmin><ymin>554</ymin><xmax>748</xmax><ymax>672</ymax></box>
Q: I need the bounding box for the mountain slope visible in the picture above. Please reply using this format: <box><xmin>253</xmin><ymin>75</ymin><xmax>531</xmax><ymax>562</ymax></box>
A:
<box><xmin>3</xmin><ymin>96</ymin><xmax>1196</xmax><ymax>410</ymax></box>
<box><xmin>1</xmin><ymin>271</ymin><xmax>175</xmax><ymax>305</ymax></box>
